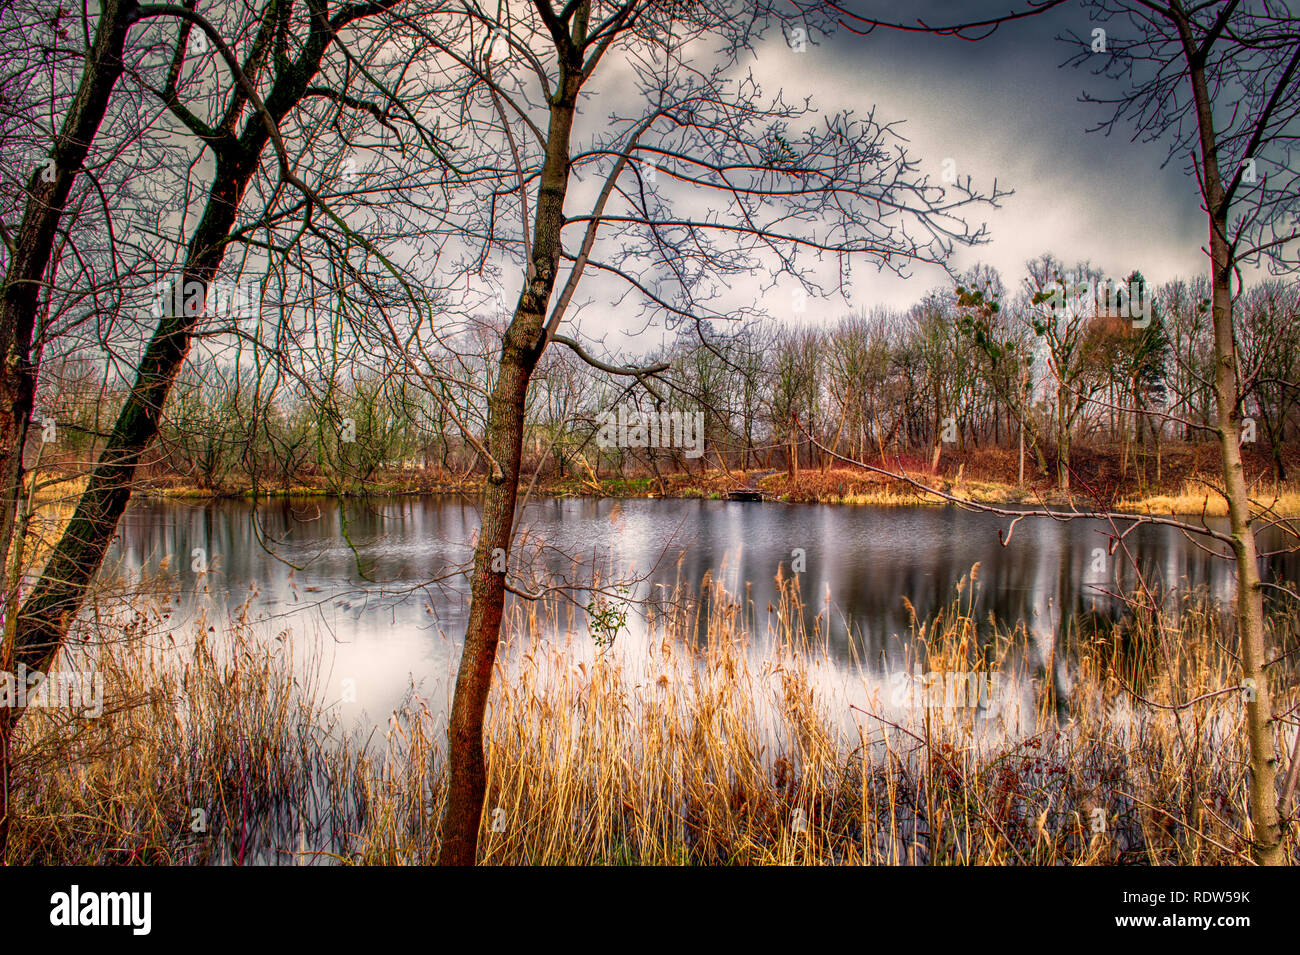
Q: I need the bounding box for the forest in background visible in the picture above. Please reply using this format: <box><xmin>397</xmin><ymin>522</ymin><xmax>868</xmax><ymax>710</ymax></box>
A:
<box><xmin>34</xmin><ymin>260</ymin><xmax>1299</xmax><ymax>499</ymax></box>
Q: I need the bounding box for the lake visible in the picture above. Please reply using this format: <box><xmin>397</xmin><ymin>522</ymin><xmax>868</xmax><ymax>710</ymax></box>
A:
<box><xmin>104</xmin><ymin>495</ymin><xmax>1300</xmax><ymax>728</ymax></box>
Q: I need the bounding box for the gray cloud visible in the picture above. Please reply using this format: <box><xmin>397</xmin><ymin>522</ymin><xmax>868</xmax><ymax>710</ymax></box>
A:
<box><xmin>766</xmin><ymin>0</ymin><xmax>1210</xmax><ymax>311</ymax></box>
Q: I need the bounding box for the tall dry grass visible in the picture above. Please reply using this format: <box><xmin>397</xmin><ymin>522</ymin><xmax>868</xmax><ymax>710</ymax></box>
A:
<box><xmin>1119</xmin><ymin>479</ymin><xmax>1300</xmax><ymax>517</ymax></box>
<box><xmin>4</xmin><ymin>570</ymin><xmax>1298</xmax><ymax>865</ymax></box>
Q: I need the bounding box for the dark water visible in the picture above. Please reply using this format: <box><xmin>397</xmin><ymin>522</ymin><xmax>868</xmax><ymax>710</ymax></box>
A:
<box><xmin>106</xmin><ymin>496</ymin><xmax>1300</xmax><ymax>725</ymax></box>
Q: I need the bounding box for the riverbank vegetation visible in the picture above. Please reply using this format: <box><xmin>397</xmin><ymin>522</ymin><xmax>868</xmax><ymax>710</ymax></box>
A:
<box><xmin>5</xmin><ymin>574</ymin><xmax>1297</xmax><ymax>865</ymax></box>
<box><xmin>34</xmin><ymin>449</ymin><xmax>1298</xmax><ymax>517</ymax></box>
<box><xmin>33</xmin><ymin>272</ymin><xmax>1298</xmax><ymax>511</ymax></box>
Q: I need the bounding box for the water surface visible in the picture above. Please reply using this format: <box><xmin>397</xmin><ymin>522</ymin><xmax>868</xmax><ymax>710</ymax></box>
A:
<box><xmin>107</xmin><ymin>496</ymin><xmax>1299</xmax><ymax>726</ymax></box>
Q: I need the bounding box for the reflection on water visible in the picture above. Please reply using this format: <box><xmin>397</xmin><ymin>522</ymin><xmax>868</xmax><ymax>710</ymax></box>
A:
<box><xmin>105</xmin><ymin>496</ymin><xmax>1299</xmax><ymax>727</ymax></box>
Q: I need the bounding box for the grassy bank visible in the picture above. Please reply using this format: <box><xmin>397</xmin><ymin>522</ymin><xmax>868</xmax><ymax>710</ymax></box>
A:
<box><xmin>134</xmin><ymin>470</ymin><xmax>1300</xmax><ymax>517</ymax></box>
<box><xmin>6</xmin><ymin>573</ymin><xmax>1298</xmax><ymax>865</ymax></box>
<box><xmin>28</xmin><ymin>443</ymin><xmax>1300</xmax><ymax>516</ymax></box>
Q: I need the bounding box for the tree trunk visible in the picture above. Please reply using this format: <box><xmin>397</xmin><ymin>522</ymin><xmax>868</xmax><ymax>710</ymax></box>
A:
<box><xmin>435</xmin><ymin>341</ymin><xmax>538</xmax><ymax>865</ymax></box>
<box><xmin>436</xmin><ymin>59</ymin><xmax>583</xmax><ymax>865</ymax></box>
<box><xmin>0</xmin><ymin>0</ymin><xmax>137</xmax><ymax>583</ymax></box>
<box><xmin>10</xmin><ymin>146</ymin><xmax>254</xmax><ymax>677</ymax></box>
<box><xmin>1018</xmin><ymin>416</ymin><xmax>1024</xmax><ymax>487</ymax></box>
<box><xmin>1185</xmin><ymin>43</ymin><xmax>1283</xmax><ymax>864</ymax></box>
<box><xmin>1055</xmin><ymin>386</ymin><xmax>1070</xmax><ymax>492</ymax></box>
<box><xmin>1210</xmin><ymin>259</ymin><xmax>1282</xmax><ymax>864</ymax></box>
<box><xmin>0</xmin><ymin>7</ymin><xmax>350</xmax><ymax>860</ymax></box>
<box><xmin>0</xmin><ymin>0</ymin><xmax>139</xmax><ymax>862</ymax></box>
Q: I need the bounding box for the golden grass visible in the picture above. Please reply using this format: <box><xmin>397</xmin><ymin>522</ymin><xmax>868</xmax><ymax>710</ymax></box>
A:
<box><xmin>837</xmin><ymin>478</ymin><xmax>1025</xmax><ymax>507</ymax></box>
<box><xmin>1119</xmin><ymin>480</ymin><xmax>1300</xmax><ymax>517</ymax></box>
<box><xmin>5</xmin><ymin>567</ymin><xmax>1298</xmax><ymax>865</ymax></box>
<box><xmin>25</xmin><ymin>470</ymin><xmax>89</xmax><ymax>502</ymax></box>
<box><xmin>837</xmin><ymin>487</ymin><xmax>933</xmax><ymax>506</ymax></box>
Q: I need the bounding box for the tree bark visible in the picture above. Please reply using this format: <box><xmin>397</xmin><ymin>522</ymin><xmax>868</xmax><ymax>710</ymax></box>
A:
<box><xmin>9</xmin><ymin>183</ymin><xmax>243</xmax><ymax>677</ymax></box>
<box><xmin>0</xmin><ymin>0</ymin><xmax>138</xmax><ymax>586</ymax></box>
<box><xmin>0</xmin><ymin>0</ymin><xmax>139</xmax><ymax>864</ymax></box>
<box><xmin>1208</xmin><ymin>250</ymin><xmax>1282</xmax><ymax>864</ymax></box>
<box><xmin>436</xmin><ymin>58</ymin><xmax>584</xmax><ymax>864</ymax></box>
<box><xmin>1183</xmin><ymin>38</ymin><xmax>1283</xmax><ymax>864</ymax></box>
<box><xmin>1055</xmin><ymin>385</ymin><xmax>1070</xmax><ymax>492</ymax></box>
<box><xmin>0</xmin><ymin>4</ymin><xmax>355</xmax><ymax>860</ymax></box>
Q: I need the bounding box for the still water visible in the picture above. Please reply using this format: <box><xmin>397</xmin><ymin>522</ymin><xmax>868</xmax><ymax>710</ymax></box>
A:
<box><xmin>106</xmin><ymin>496</ymin><xmax>1299</xmax><ymax>726</ymax></box>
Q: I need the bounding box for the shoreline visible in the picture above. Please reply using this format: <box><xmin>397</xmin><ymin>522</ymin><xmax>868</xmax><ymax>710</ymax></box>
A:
<box><xmin>32</xmin><ymin>468</ymin><xmax>1298</xmax><ymax>518</ymax></box>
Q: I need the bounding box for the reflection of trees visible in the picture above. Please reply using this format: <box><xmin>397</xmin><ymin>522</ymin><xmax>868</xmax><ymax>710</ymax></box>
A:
<box><xmin>110</xmin><ymin>498</ymin><xmax>1292</xmax><ymax>678</ymax></box>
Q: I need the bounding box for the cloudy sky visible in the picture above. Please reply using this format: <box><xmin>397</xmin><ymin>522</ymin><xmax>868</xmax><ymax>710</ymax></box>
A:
<box><xmin>755</xmin><ymin>0</ymin><xmax>1211</xmax><ymax>313</ymax></box>
<box><xmin>548</xmin><ymin>0</ymin><xmax>1223</xmax><ymax>354</ymax></box>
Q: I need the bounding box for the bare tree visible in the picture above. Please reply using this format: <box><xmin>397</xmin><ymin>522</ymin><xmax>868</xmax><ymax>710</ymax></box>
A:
<box><xmin>0</xmin><ymin>0</ymin><xmax>140</xmax><ymax>597</ymax></box>
<box><xmin>1068</xmin><ymin>0</ymin><xmax>1300</xmax><ymax>867</ymax></box>
<box><xmin>0</xmin><ymin>0</ymin><xmax>451</xmax><ymax>856</ymax></box>
<box><xmin>828</xmin><ymin>0</ymin><xmax>1300</xmax><ymax>865</ymax></box>
<box><xmin>366</xmin><ymin>0</ymin><xmax>1009</xmax><ymax>864</ymax></box>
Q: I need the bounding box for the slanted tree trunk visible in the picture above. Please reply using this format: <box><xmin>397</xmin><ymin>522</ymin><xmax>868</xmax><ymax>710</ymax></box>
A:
<box><xmin>0</xmin><ymin>4</ymin><xmax>360</xmax><ymax>860</ymax></box>
<box><xmin>436</xmin><ymin>60</ymin><xmax>584</xmax><ymax>866</ymax></box>
<box><xmin>435</xmin><ymin>330</ymin><xmax>540</xmax><ymax>866</ymax></box>
<box><xmin>0</xmin><ymin>0</ymin><xmax>139</xmax><ymax>859</ymax></box>
<box><xmin>0</xmin><ymin>0</ymin><xmax>138</xmax><ymax>583</ymax></box>
<box><xmin>9</xmin><ymin>143</ymin><xmax>257</xmax><ymax>673</ymax></box>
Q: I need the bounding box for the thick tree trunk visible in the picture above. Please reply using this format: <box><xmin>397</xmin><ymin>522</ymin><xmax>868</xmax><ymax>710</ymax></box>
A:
<box><xmin>0</xmin><ymin>7</ymin><xmax>349</xmax><ymax>860</ymax></box>
<box><xmin>435</xmin><ymin>341</ymin><xmax>537</xmax><ymax>865</ymax></box>
<box><xmin>0</xmin><ymin>0</ymin><xmax>137</xmax><ymax>583</ymax></box>
<box><xmin>0</xmin><ymin>0</ymin><xmax>138</xmax><ymax>864</ymax></box>
<box><xmin>9</xmin><ymin>147</ymin><xmax>253</xmax><ymax>678</ymax></box>
<box><xmin>436</xmin><ymin>60</ymin><xmax>583</xmax><ymax>864</ymax></box>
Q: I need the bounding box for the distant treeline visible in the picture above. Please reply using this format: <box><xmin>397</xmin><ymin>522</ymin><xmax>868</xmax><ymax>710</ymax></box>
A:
<box><xmin>34</xmin><ymin>257</ymin><xmax>1299</xmax><ymax>492</ymax></box>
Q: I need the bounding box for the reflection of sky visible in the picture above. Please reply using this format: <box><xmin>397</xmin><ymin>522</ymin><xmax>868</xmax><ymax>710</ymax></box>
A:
<box><xmin>105</xmin><ymin>497</ymin><xmax>1297</xmax><ymax>732</ymax></box>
